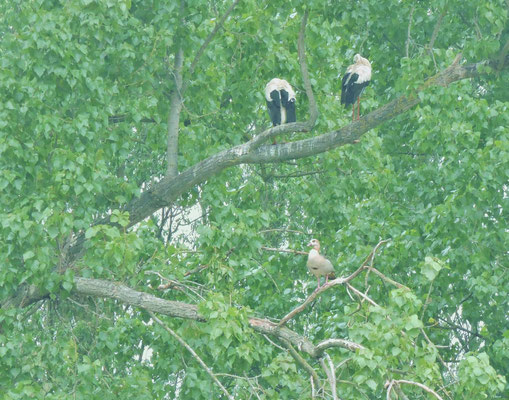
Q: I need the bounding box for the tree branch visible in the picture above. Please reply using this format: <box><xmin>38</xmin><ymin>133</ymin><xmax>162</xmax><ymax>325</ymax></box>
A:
<box><xmin>4</xmin><ymin>55</ymin><xmax>506</xmax><ymax>313</ymax></box>
<box><xmin>282</xmin><ymin>339</ymin><xmax>321</xmax><ymax>392</ymax></box>
<box><xmin>315</xmin><ymin>338</ymin><xmax>365</xmax><ymax>356</ymax></box>
<box><xmin>260</xmin><ymin>246</ymin><xmax>308</xmax><ymax>255</ymax></box>
<box><xmin>166</xmin><ymin>46</ymin><xmax>184</xmax><ymax>178</ymax></box>
<box><xmin>386</xmin><ymin>379</ymin><xmax>444</xmax><ymax>400</ymax></box>
<box><xmin>321</xmin><ymin>353</ymin><xmax>338</xmax><ymax>400</ymax></box>
<box><xmin>149</xmin><ymin>311</ymin><xmax>234</xmax><ymax>400</ymax></box>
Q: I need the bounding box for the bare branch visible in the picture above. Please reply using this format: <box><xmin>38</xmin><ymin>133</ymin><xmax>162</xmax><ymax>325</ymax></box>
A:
<box><xmin>320</xmin><ymin>353</ymin><xmax>338</xmax><ymax>400</ymax></box>
<box><xmin>315</xmin><ymin>339</ymin><xmax>365</xmax><ymax>356</ymax></box>
<box><xmin>345</xmin><ymin>283</ymin><xmax>380</xmax><ymax>307</ymax></box>
<box><xmin>149</xmin><ymin>311</ymin><xmax>234</xmax><ymax>400</ymax></box>
<box><xmin>367</xmin><ymin>266</ymin><xmax>410</xmax><ymax>290</ymax></box>
<box><xmin>386</xmin><ymin>379</ymin><xmax>444</xmax><ymax>400</ymax></box>
<box><xmin>258</xmin><ymin>228</ymin><xmax>306</xmax><ymax>235</ymax></box>
<box><xmin>260</xmin><ymin>246</ymin><xmax>308</xmax><ymax>256</ymax></box>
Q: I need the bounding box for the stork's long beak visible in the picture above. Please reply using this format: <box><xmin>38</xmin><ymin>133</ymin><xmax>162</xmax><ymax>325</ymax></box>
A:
<box><xmin>307</xmin><ymin>241</ymin><xmax>313</xmax><ymax>247</ymax></box>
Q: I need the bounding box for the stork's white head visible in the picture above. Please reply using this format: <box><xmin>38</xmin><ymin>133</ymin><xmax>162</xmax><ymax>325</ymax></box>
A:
<box><xmin>307</xmin><ymin>238</ymin><xmax>321</xmax><ymax>251</ymax></box>
<box><xmin>354</xmin><ymin>54</ymin><xmax>371</xmax><ymax>67</ymax></box>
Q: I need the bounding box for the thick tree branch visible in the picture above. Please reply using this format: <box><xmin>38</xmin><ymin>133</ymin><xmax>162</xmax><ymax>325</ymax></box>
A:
<box><xmin>38</xmin><ymin>277</ymin><xmax>361</xmax><ymax>360</ymax></box>
<box><xmin>4</xmin><ymin>55</ymin><xmax>507</xmax><ymax>312</ymax></box>
<box><xmin>315</xmin><ymin>339</ymin><xmax>365</xmax><ymax>356</ymax></box>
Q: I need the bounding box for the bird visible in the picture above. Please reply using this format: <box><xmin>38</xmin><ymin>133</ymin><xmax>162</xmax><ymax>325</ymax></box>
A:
<box><xmin>341</xmin><ymin>54</ymin><xmax>372</xmax><ymax>121</ymax></box>
<box><xmin>306</xmin><ymin>239</ymin><xmax>335</xmax><ymax>289</ymax></box>
<box><xmin>265</xmin><ymin>78</ymin><xmax>296</xmax><ymax>127</ymax></box>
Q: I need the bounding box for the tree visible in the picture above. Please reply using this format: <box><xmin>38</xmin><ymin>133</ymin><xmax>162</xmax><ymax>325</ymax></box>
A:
<box><xmin>1</xmin><ymin>0</ymin><xmax>508</xmax><ymax>398</ymax></box>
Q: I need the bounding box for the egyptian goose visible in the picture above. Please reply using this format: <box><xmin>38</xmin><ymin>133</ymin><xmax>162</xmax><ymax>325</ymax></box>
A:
<box><xmin>307</xmin><ymin>239</ymin><xmax>335</xmax><ymax>288</ymax></box>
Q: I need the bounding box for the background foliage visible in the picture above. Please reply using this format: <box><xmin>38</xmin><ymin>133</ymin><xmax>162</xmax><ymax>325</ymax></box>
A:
<box><xmin>1</xmin><ymin>0</ymin><xmax>508</xmax><ymax>398</ymax></box>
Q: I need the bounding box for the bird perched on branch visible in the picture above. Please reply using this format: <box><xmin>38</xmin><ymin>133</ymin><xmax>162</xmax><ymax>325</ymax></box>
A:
<box><xmin>307</xmin><ymin>239</ymin><xmax>335</xmax><ymax>289</ymax></box>
<box><xmin>341</xmin><ymin>54</ymin><xmax>372</xmax><ymax>121</ymax></box>
<box><xmin>265</xmin><ymin>78</ymin><xmax>297</xmax><ymax>127</ymax></box>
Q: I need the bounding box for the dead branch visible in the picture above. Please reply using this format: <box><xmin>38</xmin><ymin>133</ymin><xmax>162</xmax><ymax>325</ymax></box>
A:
<box><xmin>385</xmin><ymin>379</ymin><xmax>444</xmax><ymax>400</ymax></box>
<box><xmin>320</xmin><ymin>353</ymin><xmax>338</xmax><ymax>400</ymax></box>
<box><xmin>258</xmin><ymin>228</ymin><xmax>306</xmax><ymax>235</ymax></box>
<box><xmin>366</xmin><ymin>266</ymin><xmax>410</xmax><ymax>290</ymax></box>
<box><xmin>260</xmin><ymin>246</ymin><xmax>308</xmax><ymax>256</ymax></box>
<box><xmin>315</xmin><ymin>339</ymin><xmax>365</xmax><ymax>356</ymax></box>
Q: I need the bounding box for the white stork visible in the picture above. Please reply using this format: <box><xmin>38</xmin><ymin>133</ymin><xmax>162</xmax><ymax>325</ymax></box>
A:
<box><xmin>341</xmin><ymin>54</ymin><xmax>372</xmax><ymax>121</ymax></box>
<box><xmin>265</xmin><ymin>78</ymin><xmax>296</xmax><ymax>126</ymax></box>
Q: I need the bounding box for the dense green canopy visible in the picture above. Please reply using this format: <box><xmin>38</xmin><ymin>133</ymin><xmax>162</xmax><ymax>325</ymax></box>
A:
<box><xmin>1</xmin><ymin>0</ymin><xmax>508</xmax><ymax>398</ymax></box>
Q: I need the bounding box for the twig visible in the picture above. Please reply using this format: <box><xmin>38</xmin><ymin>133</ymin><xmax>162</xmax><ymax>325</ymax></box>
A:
<box><xmin>183</xmin><ymin>0</ymin><xmax>241</xmax><ymax>91</ymax></box>
<box><xmin>258</xmin><ymin>228</ymin><xmax>306</xmax><ymax>235</ymax></box>
<box><xmin>345</xmin><ymin>283</ymin><xmax>379</xmax><ymax>307</ymax></box>
<box><xmin>342</xmin><ymin>239</ymin><xmax>391</xmax><ymax>282</ymax></box>
<box><xmin>386</xmin><ymin>380</ymin><xmax>395</xmax><ymax>400</ymax></box>
<box><xmin>419</xmin><ymin>328</ymin><xmax>450</xmax><ymax>373</ymax></box>
<box><xmin>184</xmin><ymin>264</ymin><xmax>209</xmax><ymax>277</ymax></box>
<box><xmin>386</xmin><ymin>379</ymin><xmax>444</xmax><ymax>400</ymax></box>
<box><xmin>277</xmin><ymin>277</ymin><xmax>345</xmax><ymax>326</ymax></box>
<box><xmin>260</xmin><ymin>246</ymin><xmax>308</xmax><ymax>256</ymax></box>
<box><xmin>366</xmin><ymin>266</ymin><xmax>410</xmax><ymax>290</ymax></box>
<box><xmin>149</xmin><ymin>311</ymin><xmax>234</xmax><ymax>400</ymax></box>
<box><xmin>406</xmin><ymin>4</ymin><xmax>415</xmax><ymax>57</ymax></box>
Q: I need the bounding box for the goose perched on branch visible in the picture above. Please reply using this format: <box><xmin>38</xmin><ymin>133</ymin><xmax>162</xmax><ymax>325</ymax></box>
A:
<box><xmin>341</xmin><ymin>54</ymin><xmax>372</xmax><ymax>121</ymax></box>
<box><xmin>307</xmin><ymin>239</ymin><xmax>335</xmax><ymax>289</ymax></box>
<box><xmin>265</xmin><ymin>78</ymin><xmax>297</xmax><ymax>126</ymax></box>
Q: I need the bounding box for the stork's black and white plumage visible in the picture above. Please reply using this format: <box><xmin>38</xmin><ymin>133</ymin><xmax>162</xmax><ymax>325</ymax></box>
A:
<box><xmin>265</xmin><ymin>78</ymin><xmax>296</xmax><ymax>126</ymax></box>
<box><xmin>341</xmin><ymin>54</ymin><xmax>372</xmax><ymax>121</ymax></box>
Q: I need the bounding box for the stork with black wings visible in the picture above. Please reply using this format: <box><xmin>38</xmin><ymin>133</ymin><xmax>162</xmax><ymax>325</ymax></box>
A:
<box><xmin>265</xmin><ymin>78</ymin><xmax>296</xmax><ymax>126</ymax></box>
<box><xmin>341</xmin><ymin>54</ymin><xmax>372</xmax><ymax>121</ymax></box>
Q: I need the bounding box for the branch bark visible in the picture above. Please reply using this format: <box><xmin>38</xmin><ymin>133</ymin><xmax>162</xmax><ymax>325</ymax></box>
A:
<box><xmin>166</xmin><ymin>46</ymin><xmax>184</xmax><ymax>178</ymax></box>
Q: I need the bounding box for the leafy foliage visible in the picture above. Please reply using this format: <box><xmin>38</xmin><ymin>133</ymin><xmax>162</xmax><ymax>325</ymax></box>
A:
<box><xmin>1</xmin><ymin>0</ymin><xmax>508</xmax><ymax>398</ymax></box>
